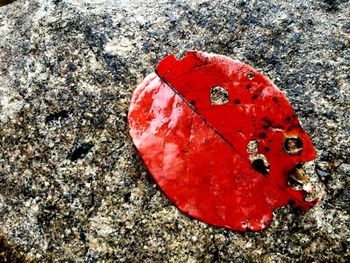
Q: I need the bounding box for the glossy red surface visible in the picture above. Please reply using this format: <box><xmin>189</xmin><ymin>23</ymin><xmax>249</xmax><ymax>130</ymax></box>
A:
<box><xmin>128</xmin><ymin>51</ymin><xmax>317</xmax><ymax>231</ymax></box>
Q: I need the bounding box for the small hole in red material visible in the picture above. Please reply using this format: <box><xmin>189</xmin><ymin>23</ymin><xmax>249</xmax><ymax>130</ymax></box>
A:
<box><xmin>247</xmin><ymin>141</ymin><xmax>270</xmax><ymax>175</ymax></box>
<box><xmin>210</xmin><ymin>86</ymin><xmax>229</xmax><ymax>105</ymax></box>
<box><xmin>284</xmin><ymin>137</ymin><xmax>303</xmax><ymax>155</ymax></box>
<box><xmin>246</xmin><ymin>140</ymin><xmax>258</xmax><ymax>153</ymax></box>
<box><xmin>247</xmin><ymin>72</ymin><xmax>255</xmax><ymax>80</ymax></box>
<box><xmin>249</xmin><ymin>153</ymin><xmax>270</xmax><ymax>175</ymax></box>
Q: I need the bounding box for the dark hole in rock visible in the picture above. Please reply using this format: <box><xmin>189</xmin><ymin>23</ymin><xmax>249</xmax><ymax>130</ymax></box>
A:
<box><xmin>124</xmin><ymin>192</ymin><xmax>131</xmax><ymax>202</ymax></box>
<box><xmin>45</xmin><ymin>110</ymin><xmax>69</xmax><ymax>123</ymax></box>
<box><xmin>210</xmin><ymin>86</ymin><xmax>229</xmax><ymax>105</ymax></box>
<box><xmin>69</xmin><ymin>142</ymin><xmax>94</xmax><ymax>161</ymax></box>
<box><xmin>0</xmin><ymin>0</ymin><xmax>15</xmax><ymax>7</ymax></box>
<box><xmin>79</xmin><ymin>226</ymin><xmax>87</xmax><ymax>243</ymax></box>
<box><xmin>284</xmin><ymin>137</ymin><xmax>303</xmax><ymax>155</ymax></box>
<box><xmin>341</xmin><ymin>242</ymin><xmax>348</xmax><ymax>252</ymax></box>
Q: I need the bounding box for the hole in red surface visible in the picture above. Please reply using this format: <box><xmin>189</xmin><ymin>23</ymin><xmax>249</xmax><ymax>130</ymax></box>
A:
<box><xmin>284</xmin><ymin>137</ymin><xmax>303</xmax><ymax>155</ymax></box>
<box><xmin>247</xmin><ymin>72</ymin><xmax>255</xmax><ymax>80</ymax></box>
<box><xmin>288</xmin><ymin>163</ymin><xmax>309</xmax><ymax>186</ymax></box>
<box><xmin>249</xmin><ymin>153</ymin><xmax>270</xmax><ymax>175</ymax></box>
<box><xmin>210</xmin><ymin>86</ymin><xmax>229</xmax><ymax>105</ymax></box>
<box><xmin>246</xmin><ymin>140</ymin><xmax>258</xmax><ymax>153</ymax></box>
<box><xmin>251</xmin><ymin>158</ymin><xmax>269</xmax><ymax>175</ymax></box>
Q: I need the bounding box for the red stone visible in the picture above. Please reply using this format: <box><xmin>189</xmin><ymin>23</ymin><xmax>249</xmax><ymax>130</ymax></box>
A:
<box><xmin>128</xmin><ymin>51</ymin><xmax>317</xmax><ymax>231</ymax></box>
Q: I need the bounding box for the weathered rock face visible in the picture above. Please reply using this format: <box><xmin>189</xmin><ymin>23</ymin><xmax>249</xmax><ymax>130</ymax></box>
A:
<box><xmin>0</xmin><ymin>0</ymin><xmax>349</xmax><ymax>261</ymax></box>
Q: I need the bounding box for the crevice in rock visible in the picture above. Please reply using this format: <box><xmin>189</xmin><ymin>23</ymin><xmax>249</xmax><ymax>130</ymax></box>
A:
<box><xmin>45</xmin><ymin>110</ymin><xmax>70</xmax><ymax>124</ymax></box>
<box><xmin>0</xmin><ymin>0</ymin><xmax>15</xmax><ymax>8</ymax></box>
<box><xmin>69</xmin><ymin>142</ymin><xmax>94</xmax><ymax>161</ymax></box>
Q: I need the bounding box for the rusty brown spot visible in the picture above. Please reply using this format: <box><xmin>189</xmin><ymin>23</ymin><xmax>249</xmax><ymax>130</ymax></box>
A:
<box><xmin>288</xmin><ymin>165</ymin><xmax>310</xmax><ymax>186</ymax></box>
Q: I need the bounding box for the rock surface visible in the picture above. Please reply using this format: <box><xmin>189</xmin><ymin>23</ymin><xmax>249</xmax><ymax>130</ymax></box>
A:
<box><xmin>0</xmin><ymin>0</ymin><xmax>349</xmax><ymax>262</ymax></box>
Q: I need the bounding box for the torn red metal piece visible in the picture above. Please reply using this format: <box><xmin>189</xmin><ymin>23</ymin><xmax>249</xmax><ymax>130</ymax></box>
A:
<box><xmin>128</xmin><ymin>51</ymin><xmax>317</xmax><ymax>231</ymax></box>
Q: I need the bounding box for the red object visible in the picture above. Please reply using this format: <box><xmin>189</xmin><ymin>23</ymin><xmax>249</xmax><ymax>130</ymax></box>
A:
<box><xmin>128</xmin><ymin>51</ymin><xmax>317</xmax><ymax>231</ymax></box>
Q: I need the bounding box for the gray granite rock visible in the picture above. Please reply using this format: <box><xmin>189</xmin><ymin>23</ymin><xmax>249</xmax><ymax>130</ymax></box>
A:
<box><xmin>0</xmin><ymin>0</ymin><xmax>349</xmax><ymax>262</ymax></box>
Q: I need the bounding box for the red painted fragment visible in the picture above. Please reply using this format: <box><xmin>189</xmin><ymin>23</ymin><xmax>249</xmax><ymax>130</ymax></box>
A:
<box><xmin>128</xmin><ymin>51</ymin><xmax>317</xmax><ymax>231</ymax></box>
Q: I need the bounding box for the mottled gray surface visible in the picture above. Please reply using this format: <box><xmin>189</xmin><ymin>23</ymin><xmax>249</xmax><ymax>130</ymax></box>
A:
<box><xmin>0</xmin><ymin>0</ymin><xmax>349</xmax><ymax>262</ymax></box>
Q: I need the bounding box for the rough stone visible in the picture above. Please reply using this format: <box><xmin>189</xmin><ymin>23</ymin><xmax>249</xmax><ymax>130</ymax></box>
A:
<box><xmin>0</xmin><ymin>0</ymin><xmax>349</xmax><ymax>262</ymax></box>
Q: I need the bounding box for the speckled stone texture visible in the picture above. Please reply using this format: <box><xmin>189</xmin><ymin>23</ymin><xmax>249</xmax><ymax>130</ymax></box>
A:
<box><xmin>0</xmin><ymin>0</ymin><xmax>349</xmax><ymax>262</ymax></box>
